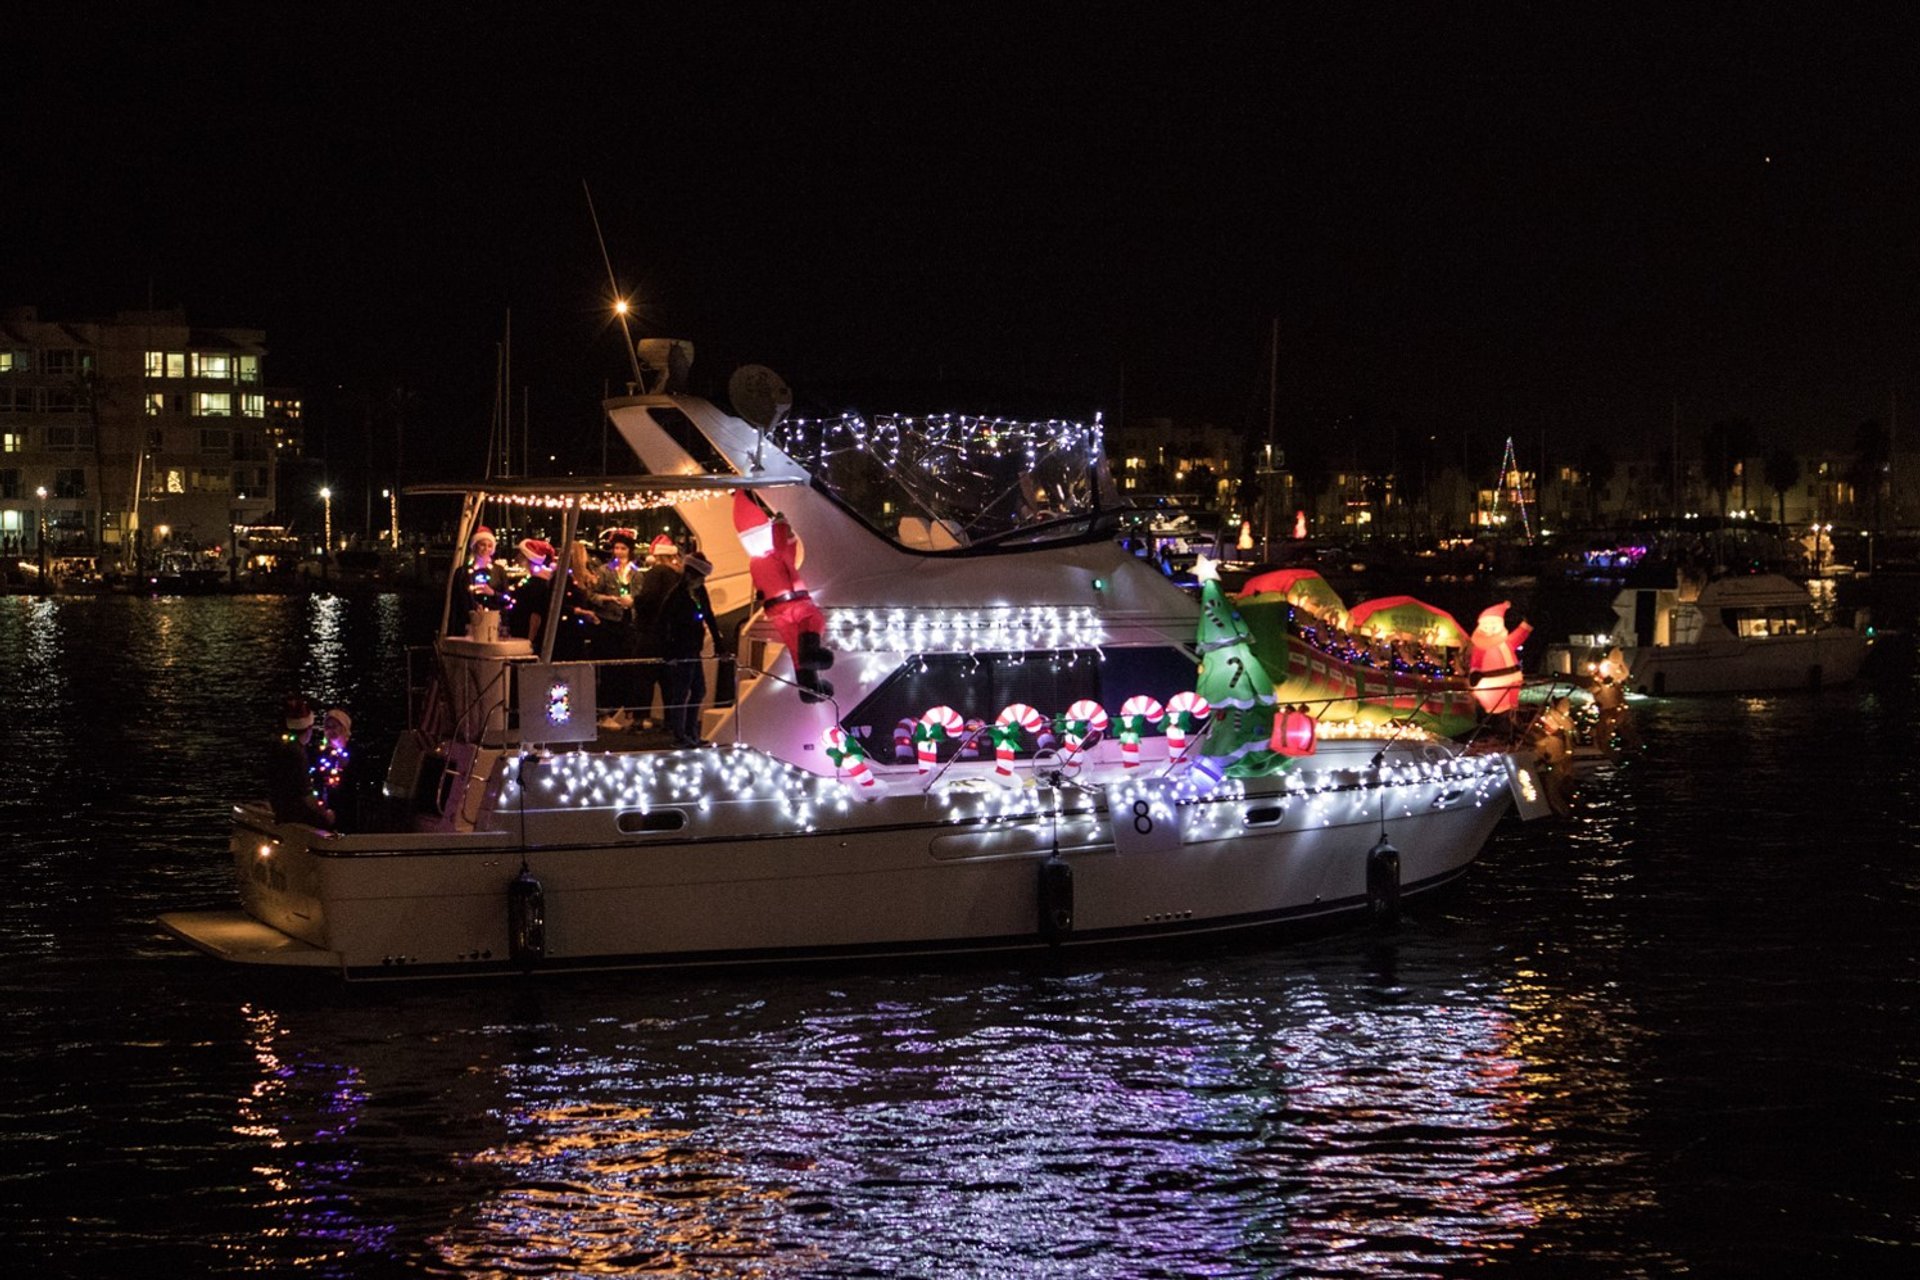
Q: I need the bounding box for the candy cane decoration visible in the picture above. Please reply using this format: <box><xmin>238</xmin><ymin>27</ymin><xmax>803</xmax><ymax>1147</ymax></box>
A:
<box><xmin>893</xmin><ymin>717</ymin><xmax>918</xmax><ymax>763</ymax></box>
<box><xmin>821</xmin><ymin>726</ymin><xmax>884</xmax><ymax>795</ymax></box>
<box><xmin>1116</xmin><ymin>694</ymin><xmax>1166</xmax><ymax>770</ymax></box>
<box><xmin>1060</xmin><ymin>699</ymin><xmax>1110</xmax><ymax>763</ymax></box>
<box><xmin>1164</xmin><ymin>691</ymin><xmax>1212</xmax><ymax>760</ymax></box>
<box><xmin>913</xmin><ymin>705</ymin><xmax>967</xmax><ymax>772</ymax></box>
<box><xmin>991</xmin><ymin>702</ymin><xmax>1047</xmax><ymax>782</ymax></box>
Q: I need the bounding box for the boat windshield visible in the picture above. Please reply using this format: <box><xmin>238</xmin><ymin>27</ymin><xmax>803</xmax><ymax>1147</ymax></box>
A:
<box><xmin>767</xmin><ymin>412</ymin><xmax>1115</xmax><ymax>551</ymax></box>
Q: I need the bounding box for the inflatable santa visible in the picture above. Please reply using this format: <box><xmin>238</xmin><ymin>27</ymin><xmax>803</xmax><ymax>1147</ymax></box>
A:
<box><xmin>1467</xmin><ymin>601</ymin><xmax>1531</xmax><ymax>717</ymax></box>
<box><xmin>733</xmin><ymin>490</ymin><xmax>833</xmax><ymax>701</ymax></box>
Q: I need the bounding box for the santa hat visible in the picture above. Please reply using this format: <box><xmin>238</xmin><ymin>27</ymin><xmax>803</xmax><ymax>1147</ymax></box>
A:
<box><xmin>470</xmin><ymin>526</ymin><xmax>496</xmax><ymax>548</ymax></box>
<box><xmin>323</xmin><ymin>707</ymin><xmax>352</xmax><ymax>738</ymax></box>
<box><xmin>282</xmin><ymin>694</ymin><xmax>315</xmax><ymax>731</ymax></box>
<box><xmin>732</xmin><ymin>490</ymin><xmax>771</xmax><ymax>534</ymax></box>
<box><xmin>649</xmin><ymin>533</ymin><xmax>679</xmax><ymax>558</ymax></box>
<box><xmin>733</xmin><ymin>491</ymin><xmax>774</xmax><ymax>557</ymax></box>
<box><xmin>1476</xmin><ymin>602</ymin><xmax>1511</xmax><ymax>633</ymax></box>
<box><xmin>518</xmin><ymin>538</ymin><xmax>554</xmax><ymax>565</ymax></box>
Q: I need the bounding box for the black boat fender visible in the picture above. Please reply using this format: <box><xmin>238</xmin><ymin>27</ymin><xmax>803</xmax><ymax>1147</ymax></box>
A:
<box><xmin>1366</xmin><ymin>837</ymin><xmax>1401</xmax><ymax>925</ymax></box>
<box><xmin>508</xmin><ymin>868</ymin><xmax>546</xmax><ymax>966</ymax></box>
<box><xmin>1038</xmin><ymin>855</ymin><xmax>1074</xmax><ymax>941</ymax></box>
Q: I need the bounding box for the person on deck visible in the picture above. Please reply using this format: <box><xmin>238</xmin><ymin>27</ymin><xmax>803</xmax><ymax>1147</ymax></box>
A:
<box><xmin>593</xmin><ymin>530</ymin><xmax>643</xmax><ymax>729</ymax></box>
<box><xmin>266</xmin><ymin>695</ymin><xmax>333</xmax><ymax>828</ymax></box>
<box><xmin>553</xmin><ymin>541</ymin><xmax>603</xmax><ymax>662</ymax></box>
<box><xmin>451</xmin><ymin>527</ymin><xmax>501</xmax><ymax>638</ymax></box>
<box><xmin>658</xmin><ymin>548</ymin><xmax>719</xmax><ymax>747</ymax></box>
<box><xmin>313</xmin><ymin>706</ymin><xmax>359</xmax><ymax>831</ymax></box>
<box><xmin>624</xmin><ymin>535</ymin><xmax>684</xmax><ymax>731</ymax></box>
<box><xmin>507</xmin><ymin>538</ymin><xmax>556</xmax><ymax>642</ymax></box>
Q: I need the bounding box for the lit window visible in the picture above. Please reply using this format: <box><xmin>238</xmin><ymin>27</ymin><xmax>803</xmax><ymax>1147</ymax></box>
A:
<box><xmin>166</xmin><ymin>469</ymin><xmax>186</xmax><ymax>494</ymax></box>
<box><xmin>2</xmin><ymin>432</ymin><xmax>22</xmax><ymax>452</ymax></box>
<box><xmin>242</xmin><ymin>393</ymin><xmax>264</xmax><ymax>418</ymax></box>
<box><xmin>145</xmin><ymin>351</ymin><xmax>166</xmax><ymax>378</ymax></box>
<box><xmin>146</xmin><ymin>392</ymin><xmax>164</xmax><ymax>416</ymax></box>
<box><xmin>238</xmin><ymin>355</ymin><xmax>260</xmax><ymax>384</ymax></box>
<box><xmin>194</xmin><ymin>392</ymin><xmax>232</xmax><ymax>417</ymax></box>
<box><xmin>192</xmin><ymin>352</ymin><xmax>233</xmax><ymax>380</ymax></box>
<box><xmin>166</xmin><ymin>353</ymin><xmax>185</xmax><ymax>379</ymax></box>
<box><xmin>0</xmin><ymin>351</ymin><xmax>12</xmax><ymax>373</ymax></box>
<box><xmin>0</xmin><ymin>510</ymin><xmax>18</xmax><ymax>533</ymax></box>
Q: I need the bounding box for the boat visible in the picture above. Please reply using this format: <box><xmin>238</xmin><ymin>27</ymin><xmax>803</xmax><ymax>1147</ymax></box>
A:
<box><xmin>1544</xmin><ymin>569</ymin><xmax>1870</xmax><ymax>695</ymax></box>
<box><xmin>159</xmin><ymin>355</ymin><xmax>1548</xmax><ymax>980</ymax></box>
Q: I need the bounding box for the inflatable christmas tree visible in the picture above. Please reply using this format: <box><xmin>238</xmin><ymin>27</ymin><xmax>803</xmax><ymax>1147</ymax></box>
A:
<box><xmin>1189</xmin><ymin>556</ymin><xmax>1282</xmax><ymax>778</ymax></box>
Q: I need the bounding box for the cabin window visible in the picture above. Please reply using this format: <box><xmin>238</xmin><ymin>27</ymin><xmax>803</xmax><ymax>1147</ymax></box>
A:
<box><xmin>842</xmin><ymin>646</ymin><xmax>1199</xmax><ymax>763</ymax></box>
<box><xmin>616</xmin><ymin>809</ymin><xmax>687</xmax><ymax>834</ymax></box>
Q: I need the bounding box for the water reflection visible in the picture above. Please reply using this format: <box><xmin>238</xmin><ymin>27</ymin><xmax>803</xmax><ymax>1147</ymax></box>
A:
<box><xmin>222</xmin><ymin>961</ymin><xmax>1593</xmax><ymax>1277</ymax></box>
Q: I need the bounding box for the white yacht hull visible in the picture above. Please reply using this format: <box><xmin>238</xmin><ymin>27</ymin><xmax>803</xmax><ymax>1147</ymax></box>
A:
<box><xmin>162</xmin><ymin>745</ymin><xmax>1524</xmax><ymax>979</ymax></box>
<box><xmin>1618</xmin><ymin>631</ymin><xmax>1866</xmax><ymax>695</ymax></box>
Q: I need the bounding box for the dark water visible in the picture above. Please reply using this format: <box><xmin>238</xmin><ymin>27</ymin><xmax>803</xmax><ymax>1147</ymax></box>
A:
<box><xmin>1</xmin><ymin>589</ymin><xmax>1915</xmax><ymax>1278</ymax></box>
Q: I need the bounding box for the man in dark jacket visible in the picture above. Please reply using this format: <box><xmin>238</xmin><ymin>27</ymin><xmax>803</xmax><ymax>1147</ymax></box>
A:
<box><xmin>266</xmin><ymin>695</ymin><xmax>333</xmax><ymax>827</ymax></box>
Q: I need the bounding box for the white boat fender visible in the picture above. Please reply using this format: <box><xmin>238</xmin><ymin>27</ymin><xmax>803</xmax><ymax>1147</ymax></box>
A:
<box><xmin>1366</xmin><ymin>837</ymin><xmax>1401</xmax><ymax>925</ymax></box>
<box><xmin>1038</xmin><ymin>856</ymin><xmax>1074</xmax><ymax>941</ymax></box>
<box><xmin>508</xmin><ymin>869</ymin><xmax>546</xmax><ymax>966</ymax></box>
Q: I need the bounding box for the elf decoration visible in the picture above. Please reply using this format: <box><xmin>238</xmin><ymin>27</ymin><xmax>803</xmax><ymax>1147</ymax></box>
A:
<box><xmin>1164</xmin><ymin>691</ymin><xmax>1212</xmax><ymax>760</ymax></box>
<box><xmin>1189</xmin><ymin>555</ymin><xmax>1282</xmax><ymax>778</ymax></box>
<box><xmin>914</xmin><ymin>705</ymin><xmax>967</xmax><ymax>772</ymax></box>
<box><xmin>1059</xmin><ymin>699</ymin><xmax>1110</xmax><ymax>763</ymax></box>
<box><xmin>733</xmin><ymin>490</ymin><xmax>834</xmax><ymax>702</ymax></box>
<box><xmin>991</xmin><ymin>703</ymin><xmax>1047</xmax><ymax>784</ymax></box>
<box><xmin>822</xmin><ymin>726</ymin><xmax>885</xmax><ymax>797</ymax></box>
<box><xmin>1116</xmin><ymin>695</ymin><xmax>1165</xmax><ymax>769</ymax></box>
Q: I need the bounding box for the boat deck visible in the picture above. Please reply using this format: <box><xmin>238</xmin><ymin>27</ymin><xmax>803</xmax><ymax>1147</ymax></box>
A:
<box><xmin>158</xmin><ymin>910</ymin><xmax>339</xmax><ymax>969</ymax></box>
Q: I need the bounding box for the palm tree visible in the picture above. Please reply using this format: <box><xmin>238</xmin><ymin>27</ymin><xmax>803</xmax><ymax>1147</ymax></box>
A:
<box><xmin>1577</xmin><ymin>439</ymin><xmax>1616</xmax><ymax>527</ymax></box>
<box><xmin>1847</xmin><ymin>419</ymin><xmax>1891</xmax><ymax>529</ymax></box>
<box><xmin>1763</xmin><ymin>445</ymin><xmax>1801</xmax><ymax>525</ymax></box>
<box><xmin>1701</xmin><ymin>417</ymin><xmax>1756</xmax><ymax>516</ymax></box>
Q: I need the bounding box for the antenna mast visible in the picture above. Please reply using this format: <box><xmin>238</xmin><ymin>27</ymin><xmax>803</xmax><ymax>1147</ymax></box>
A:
<box><xmin>584</xmin><ymin>180</ymin><xmax>646</xmax><ymax>392</ymax></box>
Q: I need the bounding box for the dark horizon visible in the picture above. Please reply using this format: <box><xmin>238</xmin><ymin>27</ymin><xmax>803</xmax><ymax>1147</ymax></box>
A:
<box><xmin>9</xmin><ymin>9</ymin><xmax>1919</xmax><ymax>482</ymax></box>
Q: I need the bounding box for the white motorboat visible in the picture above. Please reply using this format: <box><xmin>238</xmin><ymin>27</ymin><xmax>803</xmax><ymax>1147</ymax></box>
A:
<box><xmin>1545</xmin><ymin>571</ymin><xmax>1870</xmax><ymax>695</ymax></box>
<box><xmin>161</xmin><ymin>366</ymin><xmax>1545</xmax><ymax>980</ymax></box>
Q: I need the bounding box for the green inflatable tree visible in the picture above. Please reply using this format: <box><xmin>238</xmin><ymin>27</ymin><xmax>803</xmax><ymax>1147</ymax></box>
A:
<box><xmin>1190</xmin><ymin>557</ymin><xmax>1282</xmax><ymax>779</ymax></box>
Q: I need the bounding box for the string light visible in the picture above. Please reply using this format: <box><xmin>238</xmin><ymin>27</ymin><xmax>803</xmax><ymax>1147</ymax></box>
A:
<box><xmin>824</xmin><ymin>605</ymin><xmax>1107</xmax><ymax>653</ymax></box>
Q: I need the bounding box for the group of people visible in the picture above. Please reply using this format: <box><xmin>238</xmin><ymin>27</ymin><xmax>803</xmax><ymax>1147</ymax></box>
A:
<box><xmin>1295</xmin><ymin>613</ymin><xmax>1463</xmax><ymax>682</ymax></box>
<box><xmin>452</xmin><ymin>525</ymin><xmax>730</xmax><ymax>749</ymax></box>
<box><xmin>265</xmin><ymin>695</ymin><xmax>357</xmax><ymax>830</ymax></box>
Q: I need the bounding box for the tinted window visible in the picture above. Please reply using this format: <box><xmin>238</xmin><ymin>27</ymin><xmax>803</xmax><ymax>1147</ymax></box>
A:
<box><xmin>844</xmin><ymin>646</ymin><xmax>1199</xmax><ymax>763</ymax></box>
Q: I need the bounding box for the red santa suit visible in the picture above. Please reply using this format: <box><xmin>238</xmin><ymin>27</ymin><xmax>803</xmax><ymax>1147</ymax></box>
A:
<box><xmin>733</xmin><ymin>490</ymin><xmax>832</xmax><ymax>700</ymax></box>
<box><xmin>1468</xmin><ymin>601</ymin><xmax>1531</xmax><ymax>715</ymax></box>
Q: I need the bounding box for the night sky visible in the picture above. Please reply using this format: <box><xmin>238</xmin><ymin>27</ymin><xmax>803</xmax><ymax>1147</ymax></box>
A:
<box><xmin>8</xmin><ymin>7</ymin><xmax>1919</xmax><ymax>481</ymax></box>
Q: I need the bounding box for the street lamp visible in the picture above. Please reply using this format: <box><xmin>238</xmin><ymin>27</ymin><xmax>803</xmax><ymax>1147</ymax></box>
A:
<box><xmin>34</xmin><ymin>485</ymin><xmax>47</xmax><ymax>594</ymax></box>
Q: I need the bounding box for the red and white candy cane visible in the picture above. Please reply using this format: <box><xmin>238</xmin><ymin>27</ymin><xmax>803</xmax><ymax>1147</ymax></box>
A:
<box><xmin>1164</xmin><ymin>691</ymin><xmax>1212</xmax><ymax>759</ymax></box>
<box><xmin>992</xmin><ymin>702</ymin><xmax>1047</xmax><ymax>780</ymax></box>
<box><xmin>913</xmin><ymin>705</ymin><xmax>967</xmax><ymax>772</ymax></box>
<box><xmin>1117</xmin><ymin>694</ymin><xmax>1166</xmax><ymax>769</ymax></box>
<box><xmin>1061</xmin><ymin>699</ymin><xmax>1110</xmax><ymax>762</ymax></box>
<box><xmin>821</xmin><ymin>726</ymin><xmax>881</xmax><ymax>791</ymax></box>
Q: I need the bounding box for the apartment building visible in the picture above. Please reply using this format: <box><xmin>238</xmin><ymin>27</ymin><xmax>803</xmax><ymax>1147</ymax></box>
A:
<box><xmin>0</xmin><ymin>306</ymin><xmax>280</xmax><ymax>565</ymax></box>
